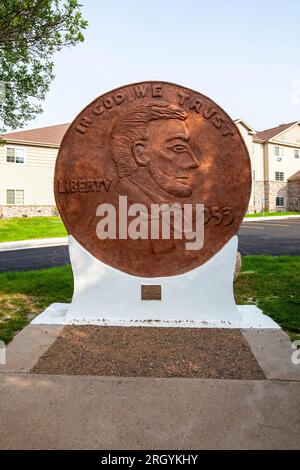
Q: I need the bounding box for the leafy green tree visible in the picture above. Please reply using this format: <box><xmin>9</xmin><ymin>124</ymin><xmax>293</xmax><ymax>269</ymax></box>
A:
<box><xmin>0</xmin><ymin>0</ymin><xmax>88</xmax><ymax>132</ymax></box>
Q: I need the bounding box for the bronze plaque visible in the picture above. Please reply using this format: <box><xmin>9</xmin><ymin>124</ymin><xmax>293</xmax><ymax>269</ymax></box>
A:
<box><xmin>54</xmin><ymin>81</ymin><xmax>251</xmax><ymax>277</ymax></box>
<box><xmin>141</xmin><ymin>285</ymin><xmax>162</xmax><ymax>301</ymax></box>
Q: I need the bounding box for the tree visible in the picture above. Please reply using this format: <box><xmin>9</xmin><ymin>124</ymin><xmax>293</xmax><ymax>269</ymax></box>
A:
<box><xmin>0</xmin><ymin>0</ymin><xmax>88</xmax><ymax>132</ymax></box>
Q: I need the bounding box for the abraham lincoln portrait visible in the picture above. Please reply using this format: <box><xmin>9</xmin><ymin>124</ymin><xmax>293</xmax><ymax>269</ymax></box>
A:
<box><xmin>110</xmin><ymin>101</ymin><xmax>199</xmax><ymax>207</ymax></box>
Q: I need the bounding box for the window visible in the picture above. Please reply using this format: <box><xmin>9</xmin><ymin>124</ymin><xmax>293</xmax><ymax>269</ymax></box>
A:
<box><xmin>274</xmin><ymin>146</ymin><xmax>283</xmax><ymax>157</ymax></box>
<box><xmin>275</xmin><ymin>171</ymin><xmax>284</xmax><ymax>181</ymax></box>
<box><xmin>6</xmin><ymin>147</ymin><xmax>25</xmax><ymax>164</ymax></box>
<box><xmin>295</xmin><ymin>149</ymin><xmax>300</xmax><ymax>159</ymax></box>
<box><xmin>6</xmin><ymin>189</ymin><xmax>24</xmax><ymax>205</ymax></box>
<box><xmin>276</xmin><ymin>197</ymin><xmax>285</xmax><ymax>207</ymax></box>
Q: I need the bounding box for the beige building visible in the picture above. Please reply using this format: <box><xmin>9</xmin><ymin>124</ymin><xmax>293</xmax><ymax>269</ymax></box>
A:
<box><xmin>0</xmin><ymin>124</ymin><xmax>69</xmax><ymax>217</ymax></box>
<box><xmin>235</xmin><ymin>119</ymin><xmax>300</xmax><ymax>212</ymax></box>
<box><xmin>0</xmin><ymin>120</ymin><xmax>299</xmax><ymax>217</ymax></box>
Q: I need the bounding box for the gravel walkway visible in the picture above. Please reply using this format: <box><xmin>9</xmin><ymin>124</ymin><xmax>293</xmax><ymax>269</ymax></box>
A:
<box><xmin>32</xmin><ymin>326</ymin><xmax>265</xmax><ymax>379</ymax></box>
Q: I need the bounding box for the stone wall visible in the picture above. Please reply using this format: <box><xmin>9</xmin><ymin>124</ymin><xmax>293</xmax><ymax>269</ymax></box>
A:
<box><xmin>247</xmin><ymin>181</ymin><xmax>266</xmax><ymax>213</ymax></box>
<box><xmin>265</xmin><ymin>181</ymin><xmax>287</xmax><ymax>211</ymax></box>
<box><xmin>287</xmin><ymin>181</ymin><xmax>300</xmax><ymax>211</ymax></box>
<box><xmin>252</xmin><ymin>180</ymin><xmax>300</xmax><ymax>213</ymax></box>
<box><xmin>253</xmin><ymin>181</ymin><xmax>265</xmax><ymax>212</ymax></box>
<box><xmin>0</xmin><ymin>205</ymin><xmax>59</xmax><ymax>218</ymax></box>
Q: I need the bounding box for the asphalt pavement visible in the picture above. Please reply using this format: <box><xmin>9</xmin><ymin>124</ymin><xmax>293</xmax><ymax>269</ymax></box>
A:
<box><xmin>238</xmin><ymin>217</ymin><xmax>300</xmax><ymax>255</ymax></box>
<box><xmin>0</xmin><ymin>218</ymin><xmax>299</xmax><ymax>272</ymax></box>
<box><xmin>0</xmin><ymin>245</ymin><xmax>69</xmax><ymax>272</ymax></box>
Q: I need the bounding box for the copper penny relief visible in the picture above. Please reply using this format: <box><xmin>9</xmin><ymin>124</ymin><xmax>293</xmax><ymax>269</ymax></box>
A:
<box><xmin>55</xmin><ymin>81</ymin><xmax>251</xmax><ymax>277</ymax></box>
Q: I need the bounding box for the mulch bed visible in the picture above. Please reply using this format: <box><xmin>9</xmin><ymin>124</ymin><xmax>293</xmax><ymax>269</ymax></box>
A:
<box><xmin>31</xmin><ymin>326</ymin><xmax>265</xmax><ymax>379</ymax></box>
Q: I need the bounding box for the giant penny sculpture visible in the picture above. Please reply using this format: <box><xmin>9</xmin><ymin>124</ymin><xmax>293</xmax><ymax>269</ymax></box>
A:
<box><xmin>55</xmin><ymin>81</ymin><xmax>251</xmax><ymax>277</ymax></box>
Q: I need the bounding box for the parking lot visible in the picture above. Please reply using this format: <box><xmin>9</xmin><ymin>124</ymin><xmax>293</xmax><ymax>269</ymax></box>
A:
<box><xmin>238</xmin><ymin>218</ymin><xmax>300</xmax><ymax>255</ymax></box>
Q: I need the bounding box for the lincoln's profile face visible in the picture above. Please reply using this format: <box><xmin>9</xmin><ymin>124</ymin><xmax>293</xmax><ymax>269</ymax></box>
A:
<box><xmin>111</xmin><ymin>102</ymin><xmax>199</xmax><ymax>198</ymax></box>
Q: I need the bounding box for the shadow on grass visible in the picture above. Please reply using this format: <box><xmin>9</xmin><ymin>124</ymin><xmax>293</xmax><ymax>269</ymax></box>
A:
<box><xmin>0</xmin><ymin>266</ymin><xmax>73</xmax><ymax>343</ymax></box>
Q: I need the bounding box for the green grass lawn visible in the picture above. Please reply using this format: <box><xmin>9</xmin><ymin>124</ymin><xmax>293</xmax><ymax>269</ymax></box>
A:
<box><xmin>234</xmin><ymin>256</ymin><xmax>300</xmax><ymax>341</ymax></box>
<box><xmin>0</xmin><ymin>255</ymin><xmax>299</xmax><ymax>344</ymax></box>
<box><xmin>245</xmin><ymin>211</ymin><xmax>299</xmax><ymax>218</ymax></box>
<box><xmin>0</xmin><ymin>216</ymin><xmax>67</xmax><ymax>242</ymax></box>
<box><xmin>0</xmin><ymin>266</ymin><xmax>73</xmax><ymax>343</ymax></box>
<box><xmin>0</xmin><ymin>214</ymin><xmax>299</xmax><ymax>243</ymax></box>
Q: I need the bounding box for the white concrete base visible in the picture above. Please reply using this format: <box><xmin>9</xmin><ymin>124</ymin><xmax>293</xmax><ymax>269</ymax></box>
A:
<box><xmin>69</xmin><ymin>235</ymin><xmax>241</xmax><ymax>325</ymax></box>
<box><xmin>31</xmin><ymin>302</ymin><xmax>280</xmax><ymax>329</ymax></box>
<box><xmin>31</xmin><ymin>235</ymin><xmax>280</xmax><ymax>329</ymax></box>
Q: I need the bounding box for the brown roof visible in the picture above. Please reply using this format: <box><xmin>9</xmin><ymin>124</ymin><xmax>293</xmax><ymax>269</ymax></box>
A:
<box><xmin>253</xmin><ymin>134</ymin><xmax>264</xmax><ymax>143</ymax></box>
<box><xmin>256</xmin><ymin>121</ymin><xmax>298</xmax><ymax>142</ymax></box>
<box><xmin>1</xmin><ymin>123</ymin><xmax>70</xmax><ymax>146</ymax></box>
<box><xmin>288</xmin><ymin>170</ymin><xmax>300</xmax><ymax>182</ymax></box>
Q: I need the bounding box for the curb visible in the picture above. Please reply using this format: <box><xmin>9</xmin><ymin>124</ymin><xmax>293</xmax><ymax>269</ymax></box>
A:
<box><xmin>0</xmin><ymin>237</ymin><xmax>68</xmax><ymax>252</ymax></box>
<box><xmin>243</xmin><ymin>215</ymin><xmax>300</xmax><ymax>222</ymax></box>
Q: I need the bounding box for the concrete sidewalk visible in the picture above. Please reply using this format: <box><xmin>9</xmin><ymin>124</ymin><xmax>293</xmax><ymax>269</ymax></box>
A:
<box><xmin>0</xmin><ymin>324</ymin><xmax>299</xmax><ymax>449</ymax></box>
<box><xmin>0</xmin><ymin>237</ymin><xmax>68</xmax><ymax>252</ymax></box>
<box><xmin>243</xmin><ymin>215</ymin><xmax>300</xmax><ymax>222</ymax></box>
<box><xmin>0</xmin><ymin>373</ymin><xmax>299</xmax><ymax>450</ymax></box>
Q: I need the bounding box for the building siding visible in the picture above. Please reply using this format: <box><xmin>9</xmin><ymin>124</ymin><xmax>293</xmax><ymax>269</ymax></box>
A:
<box><xmin>268</xmin><ymin>143</ymin><xmax>300</xmax><ymax>182</ymax></box>
<box><xmin>0</xmin><ymin>143</ymin><xmax>58</xmax><ymax>208</ymax></box>
<box><xmin>274</xmin><ymin>123</ymin><xmax>300</xmax><ymax>145</ymax></box>
<box><xmin>235</xmin><ymin>121</ymin><xmax>300</xmax><ymax>212</ymax></box>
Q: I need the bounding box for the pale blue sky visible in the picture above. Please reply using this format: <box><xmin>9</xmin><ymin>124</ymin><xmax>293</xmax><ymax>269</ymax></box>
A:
<box><xmin>28</xmin><ymin>0</ymin><xmax>300</xmax><ymax>132</ymax></box>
